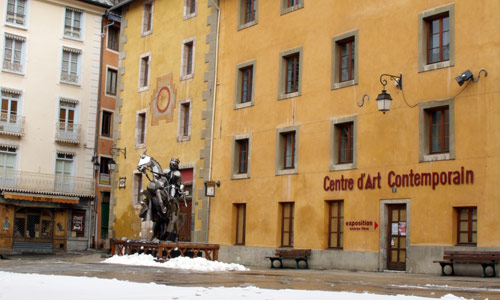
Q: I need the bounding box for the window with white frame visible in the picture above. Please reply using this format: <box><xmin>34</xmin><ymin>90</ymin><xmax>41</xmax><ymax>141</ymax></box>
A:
<box><xmin>142</xmin><ymin>1</ymin><xmax>153</xmax><ymax>35</ymax></box>
<box><xmin>135</xmin><ymin>111</ymin><xmax>146</xmax><ymax>147</ymax></box>
<box><xmin>0</xmin><ymin>146</ymin><xmax>16</xmax><ymax>187</ymax></box>
<box><xmin>1</xmin><ymin>90</ymin><xmax>20</xmax><ymax>124</ymax></box>
<box><xmin>181</xmin><ymin>38</ymin><xmax>195</xmax><ymax>80</ymax></box>
<box><xmin>61</xmin><ymin>48</ymin><xmax>81</xmax><ymax>84</ymax></box>
<box><xmin>58</xmin><ymin>100</ymin><xmax>77</xmax><ymax>133</ymax></box>
<box><xmin>138</xmin><ymin>54</ymin><xmax>150</xmax><ymax>90</ymax></box>
<box><xmin>55</xmin><ymin>153</ymin><xmax>74</xmax><ymax>192</ymax></box>
<box><xmin>6</xmin><ymin>0</ymin><xmax>27</xmax><ymax>26</ymax></box>
<box><xmin>184</xmin><ymin>0</ymin><xmax>197</xmax><ymax>19</ymax></box>
<box><xmin>64</xmin><ymin>8</ymin><xmax>82</xmax><ymax>39</ymax></box>
<box><xmin>3</xmin><ymin>34</ymin><xmax>25</xmax><ymax>74</ymax></box>
<box><xmin>177</xmin><ymin>100</ymin><xmax>191</xmax><ymax>142</ymax></box>
<box><xmin>106</xmin><ymin>67</ymin><xmax>117</xmax><ymax>96</ymax></box>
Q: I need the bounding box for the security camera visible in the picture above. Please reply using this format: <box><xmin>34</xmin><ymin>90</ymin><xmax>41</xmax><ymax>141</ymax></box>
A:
<box><xmin>455</xmin><ymin>70</ymin><xmax>474</xmax><ymax>86</ymax></box>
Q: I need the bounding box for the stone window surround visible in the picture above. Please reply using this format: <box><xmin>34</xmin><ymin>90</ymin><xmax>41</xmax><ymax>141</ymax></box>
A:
<box><xmin>280</xmin><ymin>0</ymin><xmax>304</xmax><ymax>16</ymax></box>
<box><xmin>237</xmin><ymin>0</ymin><xmax>258</xmax><ymax>30</ymax></box>
<box><xmin>417</xmin><ymin>3</ymin><xmax>455</xmax><ymax>73</ymax></box>
<box><xmin>180</xmin><ymin>37</ymin><xmax>196</xmax><ymax>81</ymax></box>
<box><xmin>234</xmin><ymin>59</ymin><xmax>256</xmax><ymax>109</ymax></box>
<box><xmin>231</xmin><ymin>133</ymin><xmax>252</xmax><ymax>179</ymax></box>
<box><xmin>330</xmin><ymin>114</ymin><xmax>357</xmax><ymax>171</ymax></box>
<box><xmin>184</xmin><ymin>0</ymin><xmax>197</xmax><ymax>20</ymax></box>
<box><xmin>278</xmin><ymin>46</ymin><xmax>303</xmax><ymax>100</ymax></box>
<box><xmin>275</xmin><ymin>125</ymin><xmax>299</xmax><ymax>176</ymax></box>
<box><xmin>177</xmin><ymin>98</ymin><xmax>192</xmax><ymax>142</ymax></box>
<box><xmin>418</xmin><ymin>98</ymin><xmax>455</xmax><ymax>162</ymax></box>
<box><xmin>331</xmin><ymin>29</ymin><xmax>359</xmax><ymax>90</ymax></box>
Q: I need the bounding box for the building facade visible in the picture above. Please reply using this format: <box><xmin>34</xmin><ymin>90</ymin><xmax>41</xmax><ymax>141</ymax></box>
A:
<box><xmin>108</xmin><ymin>0</ymin><xmax>219</xmax><ymax>242</ymax></box>
<box><xmin>93</xmin><ymin>10</ymin><xmax>120</xmax><ymax>249</ymax></box>
<box><xmin>0</xmin><ymin>0</ymin><xmax>110</xmax><ymax>254</ymax></box>
<box><xmin>208</xmin><ymin>0</ymin><xmax>500</xmax><ymax>275</ymax></box>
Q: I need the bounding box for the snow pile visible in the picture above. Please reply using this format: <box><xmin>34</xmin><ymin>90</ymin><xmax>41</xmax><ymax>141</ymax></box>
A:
<box><xmin>103</xmin><ymin>253</ymin><xmax>249</xmax><ymax>271</ymax></box>
<box><xmin>0</xmin><ymin>271</ymin><xmax>471</xmax><ymax>300</ymax></box>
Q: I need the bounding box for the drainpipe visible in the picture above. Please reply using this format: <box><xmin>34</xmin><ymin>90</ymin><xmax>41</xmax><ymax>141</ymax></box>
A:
<box><xmin>207</xmin><ymin>0</ymin><xmax>220</xmax><ymax>243</ymax></box>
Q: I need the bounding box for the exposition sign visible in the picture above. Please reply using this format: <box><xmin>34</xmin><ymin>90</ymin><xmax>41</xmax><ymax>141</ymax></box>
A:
<box><xmin>323</xmin><ymin>167</ymin><xmax>474</xmax><ymax>191</ymax></box>
<box><xmin>345</xmin><ymin>220</ymin><xmax>378</xmax><ymax>231</ymax></box>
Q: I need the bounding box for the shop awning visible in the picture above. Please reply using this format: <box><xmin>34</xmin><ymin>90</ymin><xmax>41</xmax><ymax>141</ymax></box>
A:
<box><xmin>3</xmin><ymin>192</ymin><xmax>79</xmax><ymax>204</ymax></box>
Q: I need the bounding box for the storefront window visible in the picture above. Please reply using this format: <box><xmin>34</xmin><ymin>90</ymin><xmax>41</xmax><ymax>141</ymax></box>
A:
<box><xmin>71</xmin><ymin>210</ymin><xmax>85</xmax><ymax>238</ymax></box>
<box><xmin>13</xmin><ymin>208</ymin><xmax>53</xmax><ymax>239</ymax></box>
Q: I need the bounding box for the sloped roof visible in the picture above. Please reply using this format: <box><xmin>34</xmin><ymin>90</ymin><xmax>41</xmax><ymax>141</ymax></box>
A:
<box><xmin>77</xmin><ymin>0</ymin><xmax>113</xmax><ymax>8</ymax></box>
<box><xmin>109</xmin><ymin>0</ymin><xmax>134</xmax><ymax>11</ymax></box>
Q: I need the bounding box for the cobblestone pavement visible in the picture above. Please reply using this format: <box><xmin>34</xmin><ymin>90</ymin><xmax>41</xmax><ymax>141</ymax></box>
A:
<box><xmin>1</xmin><ymin>251</ymin><xmax>499</xmax><ymax>300</ymax></box>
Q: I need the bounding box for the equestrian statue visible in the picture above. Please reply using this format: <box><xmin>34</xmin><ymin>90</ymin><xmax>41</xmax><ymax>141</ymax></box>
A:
<box><xmin>137</xmin><ymin>154</ymin><xmax>187</xmax><ymax>241</ymax></box>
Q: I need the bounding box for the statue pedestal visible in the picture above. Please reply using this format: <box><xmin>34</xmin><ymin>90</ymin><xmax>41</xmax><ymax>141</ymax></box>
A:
<box><xmin>140</xmin><ymin>221</ymin><xmax>154</xmax><ymax>239</ymax></box>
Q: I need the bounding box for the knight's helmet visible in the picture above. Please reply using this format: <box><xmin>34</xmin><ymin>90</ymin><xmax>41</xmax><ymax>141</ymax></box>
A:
<box><xmin>169</xmin><ymin>157</ymin><xmax>180</xmax><ymax>171</ymax></box>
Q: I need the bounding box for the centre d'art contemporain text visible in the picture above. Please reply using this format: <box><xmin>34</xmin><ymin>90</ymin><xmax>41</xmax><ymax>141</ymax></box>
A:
<box><xmin>323</xmin><ymin>167</ymin><xmax>474</xmax><ymax>191</ymax></box>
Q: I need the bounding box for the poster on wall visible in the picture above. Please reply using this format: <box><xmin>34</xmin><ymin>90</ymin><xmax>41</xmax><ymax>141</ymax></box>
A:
<box><xmin>398</xmin><ymin>222</ymin><xmax>406</xmax><ymax>236</ymax></box>
<box><xmin>71</xmin><ymin>211</ymin><xmax>85</xmax><ymax>238</ymax></box>
<box><xmin>391</xmin><ymin>223</ymin><xmax>399</xmax><ymax>235</ymax></box>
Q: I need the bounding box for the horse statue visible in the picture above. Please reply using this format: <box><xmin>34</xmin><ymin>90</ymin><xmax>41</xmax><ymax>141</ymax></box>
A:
<box><xmin>137</xmin><ymin>154</ymin><xmax>186</xmax><ymax>242</ymax></box>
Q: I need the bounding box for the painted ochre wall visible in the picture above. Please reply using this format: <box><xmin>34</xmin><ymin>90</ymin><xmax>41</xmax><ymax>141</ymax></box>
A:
<box><xmin>111</xmin><ymin>0</ymin><xmax>214</xmax><ymax>240</ymax></box>
<box><xmin>209</xmin><ymin>0</ymin><xmax>500</xmax><ymax>270</ymax></box>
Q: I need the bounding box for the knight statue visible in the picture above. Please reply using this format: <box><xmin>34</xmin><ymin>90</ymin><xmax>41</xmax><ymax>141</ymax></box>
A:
<box><xmin>137</xmin><ymin>154</ymin><xmax>187</xmax><ymax>241</ymax></box>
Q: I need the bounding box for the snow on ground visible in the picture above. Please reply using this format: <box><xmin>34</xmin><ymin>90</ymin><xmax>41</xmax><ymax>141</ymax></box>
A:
<box><xmin>0</xmin><ymin>271</ymin><xmax>471</xmax><ymax>300</ymax></box>
<box><xmin>103</xmin><ymin>253</ymin><xmax>249</xmax><ymax>271</ymax></box>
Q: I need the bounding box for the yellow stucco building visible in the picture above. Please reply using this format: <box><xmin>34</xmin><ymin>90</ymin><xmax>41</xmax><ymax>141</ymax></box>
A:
<box><xmin>109</xmin><ymin>0</ymin><xmax>499</xmax><ymax>275</ymax></box>
<box><xmin>109</xmin><ymin>0</ymin><xmax>218</xmax><ymax>242</ymax></box>
<box><xmin>208</xmin><ymin>0</ymin><xmax>500</xmax><ymax>274</ymax></box>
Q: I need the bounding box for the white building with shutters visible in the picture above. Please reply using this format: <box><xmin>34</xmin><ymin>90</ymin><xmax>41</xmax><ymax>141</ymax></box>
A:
<box><xmin>0</xmin><ymin>0</ymin><xmax>111</xmax><ymax>254</ymax></box>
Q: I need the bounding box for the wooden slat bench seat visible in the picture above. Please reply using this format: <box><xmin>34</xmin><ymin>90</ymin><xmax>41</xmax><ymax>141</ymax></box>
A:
<box><xmin>433</xmin><ymin>251</ymin><xmax>500</xmax><ymax>277</ymax></box>
<box><xmin>266</xmin><ymin>249</ymin><xmax>311</xmax><ymax>269</ymax></box>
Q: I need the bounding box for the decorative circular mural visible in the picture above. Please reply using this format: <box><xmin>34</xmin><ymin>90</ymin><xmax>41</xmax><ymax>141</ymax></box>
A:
<box><xmin>156</xmin><ymin>86</ymin><xmax>171</xmax><ymax>113</ymax></box>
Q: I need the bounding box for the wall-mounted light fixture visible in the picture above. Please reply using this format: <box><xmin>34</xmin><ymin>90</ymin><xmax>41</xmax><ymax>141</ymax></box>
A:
<box><xmin>455</xmin><ymin>69</ymin><xmax>488</xmax><ymax>86</ymax></box>
<box><xmin>108</xmin><ymin>147</ymin><xmax>127</xmax><ymax>171</ymax></box>
<box><xmin>376</xmin><ymin>73</ymin><xmax>402</xmax><ymax>114</ymax></box>
<box><xmin>111</xmin><ymin>147</ymin><xmax>126</xmax><ymax>159</ymax></box>
<box><xmin>204</xmin><ymin>180</ymin><xmax>221</xmax><ymax>197</ymax></box>
<box><xmin>91</xmin><ymin>155</ymin><xmax>100</xmax><ymax>172</ymax></box>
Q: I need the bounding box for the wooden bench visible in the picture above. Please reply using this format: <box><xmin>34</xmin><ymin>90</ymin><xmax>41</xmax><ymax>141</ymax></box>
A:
<box><xmin>266</xmin><ymin>249</ymin><xmax>311</xmax><ymax>269</ymax></box>
<box><xmin>434</xmin><ymin>251</ymin><xmax>500</xmax><ymax>277</ymax></box>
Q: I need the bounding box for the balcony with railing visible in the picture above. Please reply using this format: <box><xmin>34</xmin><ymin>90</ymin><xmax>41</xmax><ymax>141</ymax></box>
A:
<box><xmin>0</xmin><ymin>170</ymin><xmax>94</xmax><ymax>197</ymax></box>
<box><xmin>55</xmin><ymin>122</ymin><xmax>81</xmax><ymax>144</ymax></box>
<box><xmin>6</xmin><ymin>12</ymin><xmax>25</xmax><ymax>26</ymax></box>
<box><xmin>0</xmin><ymin>113</ymin><xmax>24</xmax><ymax>137</ymax></box>
<box><xmin>3</xmin><ymin>60</ymin><xmax>23</xmax><ymax>73</ymax></box>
